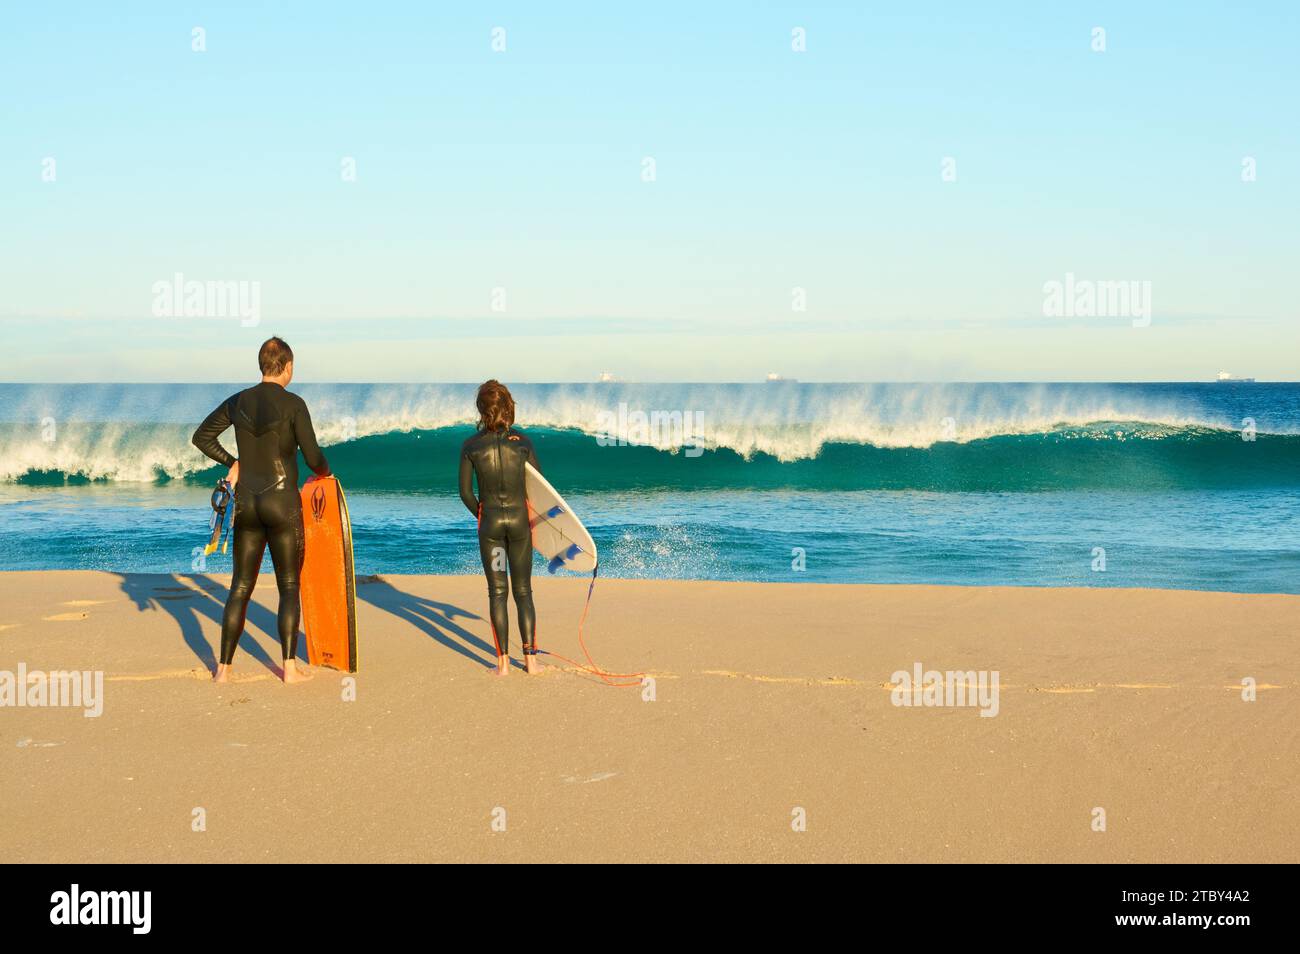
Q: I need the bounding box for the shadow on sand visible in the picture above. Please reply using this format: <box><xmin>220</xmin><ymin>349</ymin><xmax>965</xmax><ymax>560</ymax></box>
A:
<box><xmin>117</xmin><ymin>572</ymin><xmax>507</xmax><ymax>674</ymax></box>
<box><xmin>115</xmin><ymin>572</ymin><xmax>302</xmax><ymax>677</ymax></box>
<box><xmin>354</xmin><ymin>575</ymin><xmax>513</xmax><ymax>670</ymax></box>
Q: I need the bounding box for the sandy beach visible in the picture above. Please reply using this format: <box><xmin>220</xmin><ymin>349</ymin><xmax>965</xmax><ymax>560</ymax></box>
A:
<box><xmin>1</xmin><ymin>571</ymin><xmax>1296</xmax><ymax>863</ymax></box>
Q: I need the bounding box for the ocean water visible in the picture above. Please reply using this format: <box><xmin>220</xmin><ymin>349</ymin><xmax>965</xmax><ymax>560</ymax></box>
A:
<box><xmin>0</xmin><ymin>382</ymin><xmax>1297</xmax><ymax>593</ymax></box>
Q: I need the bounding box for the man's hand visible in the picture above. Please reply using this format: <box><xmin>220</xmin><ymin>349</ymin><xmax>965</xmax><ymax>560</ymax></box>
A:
<box><xmin>227</xmin><ymin>460</ymin><xmax>240</xmax><ymax>489</ymax></box>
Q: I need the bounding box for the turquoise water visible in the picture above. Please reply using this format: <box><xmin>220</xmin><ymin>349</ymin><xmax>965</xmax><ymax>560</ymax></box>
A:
<box><xmin>1</xmin><ymin>383</ymin><xmax>1297</xmax><ymax>592</ymax></box>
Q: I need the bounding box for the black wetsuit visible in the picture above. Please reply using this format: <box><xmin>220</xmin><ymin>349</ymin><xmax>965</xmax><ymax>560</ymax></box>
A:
<box><xmin>192</xmin><ymin>382</ymin><xmax>330</xmax><ymax>664</ymax></box>
<box><xmin>459</xmin><ymin>427</ymin><xmax>539</xmax><ymax>655</ymax></box>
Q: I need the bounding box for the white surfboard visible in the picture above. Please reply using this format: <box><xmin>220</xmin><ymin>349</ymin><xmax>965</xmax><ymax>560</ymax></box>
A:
<box><xmin>525</xmin><ymin>462</ymin><xmax>597</xmax><ymax>573</ymax></box>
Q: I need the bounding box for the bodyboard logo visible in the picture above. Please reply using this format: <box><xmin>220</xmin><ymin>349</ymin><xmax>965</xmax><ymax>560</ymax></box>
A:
<box><xmin>310</xmin><ymin>485</ymin><xmax>327</xmax><ymax>522</ymax></box>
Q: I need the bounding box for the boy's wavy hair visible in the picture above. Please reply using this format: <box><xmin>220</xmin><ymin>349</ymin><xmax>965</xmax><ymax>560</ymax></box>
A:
<box><xmin>476</xmin><ymin>379</ymin><xmax>516</xmax><ymax>433</ymax></box>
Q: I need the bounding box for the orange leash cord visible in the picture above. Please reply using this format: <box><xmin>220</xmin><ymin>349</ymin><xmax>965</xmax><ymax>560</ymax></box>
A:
<box><xmin>538</xmin><ymin>564</ymin><xmax>644</xmax><ymax>687</ymax></box>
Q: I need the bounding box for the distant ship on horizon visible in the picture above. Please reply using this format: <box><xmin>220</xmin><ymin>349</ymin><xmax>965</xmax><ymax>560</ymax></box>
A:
<box><xmin>765</xmin><ymin>372</ymin><xmax>798</xmax><ymax>383</ymax></box>
<box><xmin>1216</xmin><ymin>370</ymin><xmax>1256</xmax><ymax>383</ymax></box>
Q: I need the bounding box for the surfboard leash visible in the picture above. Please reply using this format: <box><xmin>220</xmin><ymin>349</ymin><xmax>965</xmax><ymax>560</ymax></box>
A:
<box><xmin>538</xmin><ymin>563</ymin><xmax>645</xmax><ymax>688</ymax></box>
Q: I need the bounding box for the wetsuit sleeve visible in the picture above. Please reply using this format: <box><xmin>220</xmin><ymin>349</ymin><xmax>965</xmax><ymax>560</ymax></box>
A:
<box><xmin>459</xmin><ymin>450</ymin><xmax>479</xmax><ymax>516</ymax></box>
<box><xmin>527</xmin><ymin>441</ymin><xmax>540</xmax><ymax>472</ymax></box>
<box><xmin>192</xmin><ymin>399</ymin><xmax>237</xmax><ymax>468</ymax></box>
<box><xmin>294</xmin><ymin>401</ymin><xmax>331</xmax><ymax>476</ymax></box>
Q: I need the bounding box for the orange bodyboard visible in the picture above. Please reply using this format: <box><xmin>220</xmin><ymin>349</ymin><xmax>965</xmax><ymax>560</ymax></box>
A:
<box><xmin>299</xmin><ymin>476</ymin><xmax>358</xmax><ymax>672</ymax></box>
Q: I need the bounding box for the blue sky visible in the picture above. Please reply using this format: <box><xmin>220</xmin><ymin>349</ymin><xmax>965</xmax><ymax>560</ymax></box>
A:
<box><xmin>1</xmin><ymin>1</ymin><xmax>1296</xmax><ymax>381</ymax></box>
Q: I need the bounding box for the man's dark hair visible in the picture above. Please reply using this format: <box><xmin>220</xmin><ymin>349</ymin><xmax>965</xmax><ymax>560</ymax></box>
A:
<box><xmin>258</xmin><ymin>337</ymin><xmax>294</xmax><ymax>376</ymax></box>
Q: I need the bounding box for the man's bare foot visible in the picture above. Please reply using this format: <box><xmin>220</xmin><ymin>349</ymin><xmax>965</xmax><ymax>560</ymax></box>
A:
<box><xmin>214</xmin><ymin>664</ymin><xmax>231</xmax><ymax>684</ymax></box>
<box><xmin>525</xmin><ymin>652</ymin><xmax>544</xmax><ymax>675</ymax></box>
<box><xmin>283</xmin><ymin>660</ymin><xmax>313</xmax><ymax>684</ymax></box>
<box><xmin>489</xmin><ymin>654</ymin><xmax>509</xmax><ymax>677</ymax></box>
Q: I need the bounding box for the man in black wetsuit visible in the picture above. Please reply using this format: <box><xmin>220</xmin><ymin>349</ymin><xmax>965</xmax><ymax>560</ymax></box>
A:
<box><xmin>192</xmin><ymin>337</ymin><xmax>330</xmax><ymax>684</ymax></box>
<box><xmin>459</xmin><ymin>380</ymin><xmax>541</xmax><ymax>676</ymax></box>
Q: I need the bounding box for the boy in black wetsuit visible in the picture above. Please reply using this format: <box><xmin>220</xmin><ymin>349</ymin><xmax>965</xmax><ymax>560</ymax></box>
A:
<box><xmin>459</xmin><ymin>380</ymin><xmax>542</xmax><ymax>676</ymax></box>
<box><xmin>192</xmin><ymin>337</ymin><xmax>331</xmax><ymax>684</ymax></box>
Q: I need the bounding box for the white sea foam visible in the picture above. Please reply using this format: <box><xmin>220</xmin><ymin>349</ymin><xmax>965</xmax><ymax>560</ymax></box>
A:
<box><xmin>0</xmin><ymin>382</ymin><xmax>1283</xmax><ymax>482</ymax></box>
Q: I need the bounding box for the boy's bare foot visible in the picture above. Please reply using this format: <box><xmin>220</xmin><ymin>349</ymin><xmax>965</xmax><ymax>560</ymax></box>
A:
<box><xmin>283</xmin><ymin>660</ymin><xmax>314</xmax><ymax>684</ymax></box>
<box><xmin>214</xmin><ymin>664</ymin><xmax>231</xmax><ymax>684</ymax></box>
<box><xmin>489</xmin><ymin>654</ymin><xmax>509</xmax><ymax>677</ymax></box>
<box><xmin>525</xmin><ymin>652</ymin><xmax>543</xmax><ymax>675</ymax></box>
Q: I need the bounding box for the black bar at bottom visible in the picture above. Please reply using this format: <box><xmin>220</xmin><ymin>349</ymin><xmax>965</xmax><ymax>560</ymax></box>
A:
<box><xmin>3</xmin><ymin>862</ymin><xmax>1283</xmax><ymax>939</ymax></box>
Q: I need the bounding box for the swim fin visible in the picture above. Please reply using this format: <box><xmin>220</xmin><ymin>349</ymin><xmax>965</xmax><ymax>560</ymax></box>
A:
<box><xmin>205</xmin><ymin>480</ymin><xmax>232</xmax><ymax>556</ymax></box>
